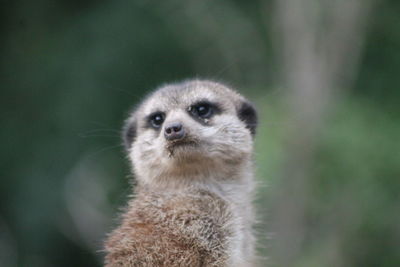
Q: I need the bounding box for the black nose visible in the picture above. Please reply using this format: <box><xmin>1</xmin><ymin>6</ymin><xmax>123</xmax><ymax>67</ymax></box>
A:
<box><xmin>164</xmin><ymin>122</ymin><xmax>185</xmax><ymax>141</ymax></box>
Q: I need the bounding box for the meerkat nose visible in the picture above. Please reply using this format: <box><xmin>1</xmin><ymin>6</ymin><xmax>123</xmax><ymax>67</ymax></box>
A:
<box><xmin>164</xmin><ymin>122</ymin><xmax>185</xmax><ymax>141</ymax></box>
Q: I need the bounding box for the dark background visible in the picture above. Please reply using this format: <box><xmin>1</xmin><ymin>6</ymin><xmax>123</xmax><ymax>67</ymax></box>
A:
<box><xmin>1</xmin><ymin>0</ymin><xmax>399</xmax><ymax>266</ymax></box>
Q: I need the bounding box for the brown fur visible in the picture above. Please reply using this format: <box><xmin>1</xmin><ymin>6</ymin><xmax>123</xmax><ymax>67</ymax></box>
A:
<box><xmin>105</xmin><ymin>187</ymin><xmax>231</xmax><ymax>266</ymax></box>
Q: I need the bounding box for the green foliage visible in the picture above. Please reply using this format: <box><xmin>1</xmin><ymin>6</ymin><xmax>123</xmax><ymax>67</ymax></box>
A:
<box><xmin>255</xmin><ymin>96</ymin><xmax>400</xmax><ymax>266</ymax></box>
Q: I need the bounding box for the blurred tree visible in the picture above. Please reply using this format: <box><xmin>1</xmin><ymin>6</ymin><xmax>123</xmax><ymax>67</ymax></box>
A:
<box><xmin>269</xmin><ymin>0</ymin><xmax>373</xmax><ymax>266</ymax></box>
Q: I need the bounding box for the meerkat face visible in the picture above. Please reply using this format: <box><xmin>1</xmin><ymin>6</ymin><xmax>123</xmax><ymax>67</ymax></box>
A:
<box><xmin>123</xmin><ymin>80</ymin><xmax>257</xmax><ymax>184</ymax></box>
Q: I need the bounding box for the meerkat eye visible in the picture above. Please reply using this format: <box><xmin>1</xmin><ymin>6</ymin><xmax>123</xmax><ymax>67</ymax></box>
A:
<box><xmin>149</xmin><ymin>112</ymin><xmax>165</xmax><ymax>128</ymax></box>
<box><xmin>190</xmin><ymin>102</ymin><xmax>214</xmax><ymax>119</ymax></box>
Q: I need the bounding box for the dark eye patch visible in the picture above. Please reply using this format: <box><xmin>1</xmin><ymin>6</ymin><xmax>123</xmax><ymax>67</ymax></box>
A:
<box><xmin>147</xmin><ymin>112</ymin><xmax>165</xmax><ymax>129</ymax></box>
<box><xmin>188</xmin><ymin>100</ymin><xmax>221</xmax><ymax>121</ymax></box>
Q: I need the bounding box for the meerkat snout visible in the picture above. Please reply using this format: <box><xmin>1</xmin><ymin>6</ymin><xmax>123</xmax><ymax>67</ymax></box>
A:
<box><xmin>164</xmin><ymin>122</ymin><xmax>185</xmax><ymax>141</ymax></box>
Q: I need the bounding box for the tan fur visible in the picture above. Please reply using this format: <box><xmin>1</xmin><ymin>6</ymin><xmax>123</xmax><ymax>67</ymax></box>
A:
<box><xmin>104</xmin><ymin>80</ymin><xmax>257</xmax><ymax>266</ymax></box>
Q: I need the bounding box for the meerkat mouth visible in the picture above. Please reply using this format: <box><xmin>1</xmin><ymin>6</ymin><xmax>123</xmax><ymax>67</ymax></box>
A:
<box><xmin>166</xmin><ymin>139</ymin><xmax>199</xmax><ymax>157</ymax></box>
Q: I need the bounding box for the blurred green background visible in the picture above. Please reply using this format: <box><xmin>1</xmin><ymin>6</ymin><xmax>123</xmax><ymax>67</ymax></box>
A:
<box><xmin>1</xmin><ymin>0</ymin><xmax>399</xmax><ymax>266</ymax></box>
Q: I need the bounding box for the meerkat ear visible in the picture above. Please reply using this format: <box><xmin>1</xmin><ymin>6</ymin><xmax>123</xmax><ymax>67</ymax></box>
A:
<box><xmin>122</xmin><ymin>118</ymin><xmax>137</xmax><ymax>151</ymax></box>
<box><xmin>238</xmin><ymin>101</ymin><xmax>258</xmax><ymax>136</ymax></box>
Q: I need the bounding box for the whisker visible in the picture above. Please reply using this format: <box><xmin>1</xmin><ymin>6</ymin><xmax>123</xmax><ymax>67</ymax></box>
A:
<box><xmin>86</xmin><ymin>144</ymin><xmax>124</xmax><ymax>159</ymax></box>
<box><xmin>83</xmin><ymin>129</ymin><xmax>121</xmax><ymax>134</ymax></box>
<box><xmin>78</xmin><ymin>134</ymin><xmax>120</xmax><ymax>139</ymax></box>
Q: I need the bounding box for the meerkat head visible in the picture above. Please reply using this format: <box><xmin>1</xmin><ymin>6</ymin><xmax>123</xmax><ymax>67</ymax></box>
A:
<box><xmin>123</xmin><ymin>80</ymin><xmax>257</xmax><ymax>186</ymax></box>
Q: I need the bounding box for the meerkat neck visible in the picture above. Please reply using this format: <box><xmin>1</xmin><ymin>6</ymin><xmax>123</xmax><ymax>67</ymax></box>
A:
<box><xmin>138</xmin><ymin>162</ymin><xmax>253</xmax><ymax>192</ymax></box>
<box><xmin>136</xmin><ymin>161</ymin><xmax>255</xmax><ymax>214</ymax></box>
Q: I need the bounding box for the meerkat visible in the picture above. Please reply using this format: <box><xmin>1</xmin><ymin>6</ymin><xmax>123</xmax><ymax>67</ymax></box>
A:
<box><xmin>104</xmin><ymin>80</ymin><xmax>258</xmax><ymax>267</ymax></box>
